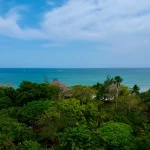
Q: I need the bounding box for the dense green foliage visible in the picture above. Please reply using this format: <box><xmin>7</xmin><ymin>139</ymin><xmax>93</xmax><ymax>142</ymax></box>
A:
<box><xmin>18</xmin><ymin>100</ymin><xmax>51</xmax><ymax>123</ymax></box>
<box><xmin>0</xmin><ymin>77</ymin><xmax>150</xmax><ymax>150</ymax></box>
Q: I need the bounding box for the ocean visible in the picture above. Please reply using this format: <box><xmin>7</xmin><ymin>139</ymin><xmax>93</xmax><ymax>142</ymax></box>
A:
<box><xmin>0</xmin><ymin>68</ymin><xmax>150</xmax><ymax>91</ymax></box>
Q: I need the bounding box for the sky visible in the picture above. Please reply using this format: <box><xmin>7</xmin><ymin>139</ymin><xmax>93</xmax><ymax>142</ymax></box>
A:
<box><xmin>0</xmin><ymin>0</ymin><xmax>150</xmax><ymax>68</ymax></box>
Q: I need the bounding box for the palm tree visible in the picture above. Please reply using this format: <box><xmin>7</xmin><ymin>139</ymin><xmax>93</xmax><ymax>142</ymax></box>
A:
<box><xmin>114</xmin><ymin>76</ymin><xmax>123</xmax><ymax>108</ymax></box>
<box><xmin>114</xmin><ymin>76</ymin><xmax>123</xmax><ymax>87</ymax></box>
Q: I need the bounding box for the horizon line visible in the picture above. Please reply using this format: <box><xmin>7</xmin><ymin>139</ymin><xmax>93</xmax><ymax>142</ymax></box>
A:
<box><xmin>0</xmin><ymin>67</ymin><xmax>150</xmax><ymax>69</ymax></box>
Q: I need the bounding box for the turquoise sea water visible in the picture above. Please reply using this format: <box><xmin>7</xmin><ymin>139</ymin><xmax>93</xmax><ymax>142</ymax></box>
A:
<box><xmin>0</xmin><ymin>68</ymin><xmax>150</xmax><ymax>91</ymax></box>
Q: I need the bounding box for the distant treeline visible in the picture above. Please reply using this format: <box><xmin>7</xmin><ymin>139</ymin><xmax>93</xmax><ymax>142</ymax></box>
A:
<box><xmin>0</xmin><ymin>76</ymin><xmax>150</xmax><ymax>150</ymax></box>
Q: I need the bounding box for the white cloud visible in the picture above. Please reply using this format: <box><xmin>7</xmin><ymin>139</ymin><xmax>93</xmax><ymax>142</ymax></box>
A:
<box><xmin>0</xmin><ymin>0</ymin><xmax>150</xmax><ymax>49</ymax></box>
<box><xmin>0</xmin><ymin>16</ymin><xmax>47</xmax><ymax>39</ymax></box>
<box><xmin>42</xmin><ymin>0</ymin><xmax>150</xmax><ymax>41</ymax></box>
<box><xmin>0</xmin><ymin>6</ymin><xmax>47</xmax><ymax>40</ymax></box>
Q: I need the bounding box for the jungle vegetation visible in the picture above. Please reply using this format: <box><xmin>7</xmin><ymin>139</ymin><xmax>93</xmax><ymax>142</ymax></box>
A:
<box><xmin>0</xmin><ymin>76</ymin><xmax>150</xmax><ymax>150</ymax></box>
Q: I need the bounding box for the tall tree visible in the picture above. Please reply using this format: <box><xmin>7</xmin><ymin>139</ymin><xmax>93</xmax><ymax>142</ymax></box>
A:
<box><xmin>114</xmin><ymin>76</ymin><xmax>123</xmax><ymax>108</ymax></box>
<box><xmin>114</xmin><ymin>76</ymin><xmax>123</xmax><ymax>88</ymax></box>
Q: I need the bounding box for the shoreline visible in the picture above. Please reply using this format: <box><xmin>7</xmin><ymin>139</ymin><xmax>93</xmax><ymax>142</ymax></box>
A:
<box><xmin>1</xmin><ymin>68</ymin><xmax>150</xmax><ymax>92</ymax></box>
<box><xmin>0</xmin><ymin>81</ymin><xmax>149</xmax><ymax>93</ymax></box>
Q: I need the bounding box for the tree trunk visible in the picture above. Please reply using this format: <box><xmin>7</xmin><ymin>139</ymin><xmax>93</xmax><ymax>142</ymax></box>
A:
<box><xmin>116</xmin><ymin>84</ymin><xmax>119</xmax><ymax>109</ymax></box>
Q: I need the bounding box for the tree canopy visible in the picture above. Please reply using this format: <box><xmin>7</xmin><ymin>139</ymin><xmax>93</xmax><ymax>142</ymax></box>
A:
<box><xmin>0</xmin><ymin>77</ymin><xmax>150</xmax><ymax>149</ymax></box>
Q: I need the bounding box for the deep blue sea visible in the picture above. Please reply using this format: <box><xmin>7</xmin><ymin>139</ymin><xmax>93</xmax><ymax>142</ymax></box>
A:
<box><xmin>0</xmin><ymin>68</ymin><xmax>150</xmax><ymax>91</ymax></box>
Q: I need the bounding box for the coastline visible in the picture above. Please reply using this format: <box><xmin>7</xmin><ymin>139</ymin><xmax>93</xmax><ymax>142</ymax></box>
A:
<box><xmin>0</xmin><ymin>68</ymin><xmax>150</xmax><ymax>92</ymax></box>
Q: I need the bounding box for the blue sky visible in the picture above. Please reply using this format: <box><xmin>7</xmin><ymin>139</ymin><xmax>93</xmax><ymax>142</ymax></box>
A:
<box><xmin>0</xmin><ymin>0</ymin><xmax>150</xmax><ymax>68</ymax></box>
